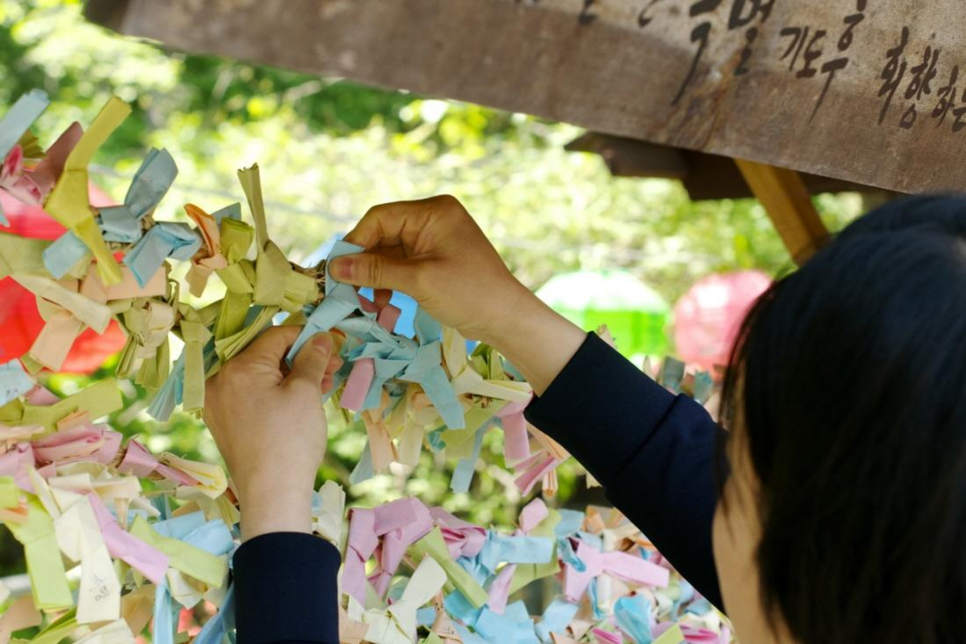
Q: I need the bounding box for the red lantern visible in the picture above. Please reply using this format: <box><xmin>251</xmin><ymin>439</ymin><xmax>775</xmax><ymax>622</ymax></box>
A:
<box><xmin>673</xmin><ymin>270</ymin><xmax>772</xmax><ymax>371</ymax></box>
<box><xmin>0</xmin><ymin>185</ymin><xmax>127</xmax><ymax>373</ymax></box>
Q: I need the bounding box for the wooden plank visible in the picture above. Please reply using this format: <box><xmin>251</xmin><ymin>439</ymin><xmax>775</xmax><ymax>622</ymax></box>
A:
<box><xmin>735</xmin><ymin>158</ymin><xmax>830</xmax><ymax>264</ymax></box>
<box><xmin>565</xmin><ymin>133</ymin><xmax>690</xmax><ymax>180</ymax></box>
<box><xmin>85</xmin><ymin>0</ymin><xmax>966</xmax><ymax>195</ymax></box>
<box><xmin>565</xmin><ymin>133</ymin><xmax>881</xmax><ymax>199</ymax></box>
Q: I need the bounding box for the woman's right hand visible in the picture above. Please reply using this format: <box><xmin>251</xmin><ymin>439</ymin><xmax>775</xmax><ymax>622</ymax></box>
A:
<box><xmin>329</xmin><ymin>195</ymin><xmax>532</xmax><ymax>346</ymax></box>
<box><xmin>329</xmin><ymin>195</ymin><xmax>586</xmax><ymax>395</ymax></box>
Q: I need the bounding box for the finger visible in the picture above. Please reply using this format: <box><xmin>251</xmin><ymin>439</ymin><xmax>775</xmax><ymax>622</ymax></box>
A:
<box><xmin>329</xmin><ymin>252</ymin><xmax>421</xmax><ymax>291</ymax></box>
<box><xmin>343</xmin><ymin>195</ymin><xmax>458</xmax><ymax>250</ymax></box>
<box><xmin>234</xmin><ymin>325</ymin><xmax>302</xmax><ymax>367</ymax></box>
<box><xmin>373</xmin><ymin>288</ymin><xmax>393</xmax><ymax>309</ymax></box>
<box><xmin>325</xmin><ymin>354</ymin><xmax>344</xmax><ymax>375</ymax></box>
<box><xmin>286</xmin><ymin>332</ymin><xmax>333</xmax><ymax>390</ymax></box>
<box><xmin>321</xmin><ymin>375</ymin><xmax>335</xmax><ymax>394</ymax></box>
<box><xmin>342</xmin><ymin>200</ymin><xmax>425</xmax><ymax>250</ymax></box>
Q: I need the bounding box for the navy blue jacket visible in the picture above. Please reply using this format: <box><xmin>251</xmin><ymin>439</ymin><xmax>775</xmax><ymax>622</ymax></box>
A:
<box><xmin>232</xmin><ymin>333</ymin><xmax>724</xmax><ymax>644</ymax></box>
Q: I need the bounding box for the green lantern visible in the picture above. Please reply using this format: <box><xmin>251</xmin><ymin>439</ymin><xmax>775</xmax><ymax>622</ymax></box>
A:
<box><xmin>535</xmin><ymin>269</ymin><xmax>670</xmax><ymax>357</ymax></box>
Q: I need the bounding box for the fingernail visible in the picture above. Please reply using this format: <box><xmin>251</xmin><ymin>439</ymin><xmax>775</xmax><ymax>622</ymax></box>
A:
<box><xmin>313</xmin><ymin>333</ymin><xmax>332</xmax><ymax>350</ymax></box>
<box><xmin>330</xmin><ymin>257</ymin><xmax>351</xmax><ymax>280</ymax></box>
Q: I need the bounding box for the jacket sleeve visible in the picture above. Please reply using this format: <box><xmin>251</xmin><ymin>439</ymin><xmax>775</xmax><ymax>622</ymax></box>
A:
<box><xmin>233</xmin><ymin>532</ymin><xmax>342</xmax><ymax>644</ymax></box>
<box><xmin>524</xmin><ymin>332</ymin><xmax>726</xmax><ymax>611</ymax></box>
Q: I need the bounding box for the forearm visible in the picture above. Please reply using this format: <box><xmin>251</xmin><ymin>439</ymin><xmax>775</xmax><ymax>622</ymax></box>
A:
<box><xmin>523</xmin><ymin>333</ymin><xmax>725</xmax><ymax>609</ymax></box>
<box><xmin>483</xmin><ymin>285</ymin><xmax>586</xmax><ymax>396</ymax></box>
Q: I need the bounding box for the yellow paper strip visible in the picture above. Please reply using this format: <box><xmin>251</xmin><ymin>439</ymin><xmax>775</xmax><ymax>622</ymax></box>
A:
<box><xmin>13</xmin><ymin>274</ymin><xmax>112</xmax><ymax>334</ymax></box>
<box><xmin>44</xmin><ymin>96</ymin><xmax>132</xmax><ymax>286</ymax></box>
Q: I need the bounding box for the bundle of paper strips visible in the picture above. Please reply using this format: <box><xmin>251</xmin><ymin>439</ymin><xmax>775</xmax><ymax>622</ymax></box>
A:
<box><xmin>0</xmin><ymin>90</ymin><xmax>566</xmax><ymax>497</ymax></box>
<box><xmin>0</xmin><ymin>379</ymin><xmax>728</xmax><ymax>644</ymax></box>
<box><xmin>0</xmin><ymin>90</ymin><xmax>729</xmax><ymax>644</ymax></box>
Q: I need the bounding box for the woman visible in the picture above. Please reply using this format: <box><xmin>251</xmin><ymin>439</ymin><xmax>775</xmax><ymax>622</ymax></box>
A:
<box><xmin>206</xmin><ymin>194</ymin><xmax>964</xmax><ymax>644</ymax></box>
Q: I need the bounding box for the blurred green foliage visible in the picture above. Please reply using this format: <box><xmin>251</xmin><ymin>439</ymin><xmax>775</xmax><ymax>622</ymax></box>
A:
<box><xmin>0</xmin><ymin>0</ymin><xmax>865</xmax><ymax>575</ymax></box>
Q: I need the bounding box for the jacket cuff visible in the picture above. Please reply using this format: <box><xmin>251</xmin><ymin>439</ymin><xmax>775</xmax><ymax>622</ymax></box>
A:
<box><xmin>233</xmin><ymin>532</ymin><xmax>341</xmax><ymax>644</ymax></box>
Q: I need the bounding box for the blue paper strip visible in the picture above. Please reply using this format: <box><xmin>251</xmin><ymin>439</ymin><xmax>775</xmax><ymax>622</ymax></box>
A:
<box><xmin>0</xmin><ymin>90</ymin><xmax>49</xmax><ymax>227</ymax></box>
<box><xmin>43</xmin><ymin>230</ymin><xmax>91</xmax><ymax>278</ymax></box>
<box><xmin>0</xmin><ymin>359</ymin><xmax>33</xmax><ymax>407</ymax></box>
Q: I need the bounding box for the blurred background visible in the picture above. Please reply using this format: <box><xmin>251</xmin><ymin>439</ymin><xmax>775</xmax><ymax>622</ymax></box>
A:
<box><xmin>0</xmin><ymin>0</ymin><xmax>867</xmax><ymax>576</ymax></box>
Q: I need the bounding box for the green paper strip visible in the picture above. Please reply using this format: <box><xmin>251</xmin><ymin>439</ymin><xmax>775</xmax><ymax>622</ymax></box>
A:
<box><xmin>6</xmin><ymin>499</ymin><xmax>73</xmax><ymax>611</ymax></box>
<box><xmin>136</xmin><ymin>337</ymin><xmax>170</xmax><ymax>392</ymax></box>
<box><xmin>28</xmin><ymin>609</ymin><xmax>77</xmax><ymax>644</ymax></box>
<box><xmin>214</xmin><ymin>305</ymin><xmax>279</xmax><ymax>363</ymax></box>
<box><xmin>407</xmin><ymin>527</ymin><xmax>488</xmax><ymax>608</ymax></box>
<box><xmin>181</xmin><ymin>320</ymin><xmax>213</xmax><ymax>413</ymax></box>
<box><xmin>254</xmin><ymin>241</ymin><xmax>291</xmax><ymax>309</ymax></box>
<box><xmin>653</xmin><ymin>624</ymin><xmax>685</xmax><ymax>644</ymax></box>
<box><xmin>237</xmin><ymin>164</ymin><xmax>269</xmax><ymax>252</ymax></box>
<box><xmin>20</xmin><ymin>378</ymin><xmax>123</xmax><ymax>431</ymax></box>
<box><xmin>219</xmin><ymin>218</ymin><xmax>254</xmax><ymax>263</ymax></box>
<box><xmin>129</xmin><ymin>515</ymin><xmax>226</xmax><ymax>588</ymax></box>
<box><xmin>0</xmin><ymin>476</ymin><xmax>19</xmax><ymax>508</ymax></box>
<box><xmin>510</xmin><ymin>509</ymin><xmax>562</xmax><ymax>595</ymax></box>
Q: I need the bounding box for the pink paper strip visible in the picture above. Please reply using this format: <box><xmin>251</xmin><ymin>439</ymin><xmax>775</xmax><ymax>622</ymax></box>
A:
<box><xmin>486</xmin><ymin>563</ymin><xmax>517</xmax><ymax>614</ymax></box>
<box><xmin>592</xmin><ymin>629</ymin><xmax>622</xmax><ymax>644</ymax></box>
<box><xmin>514</xmin><ymin>456</ymin><xmax>561</xmax><ymax>496</ymax></box>
<box><xmin>681</xmin><ymin>626</ymin><xmax>720</xmax><ymax>643</ymax></box>
<box><xmin>519</xmin><ymin>498</ymin><xmax>548</xmax><ymax>534</ymax></box>
<box><xmin>502</xmin><ymin>412</ymin><xmax>530</xmax><ymax>464</ymax></box>
<box><xmin>376</xmin><ymin>304</ymin><xmax>402</xmax><ymax>333</ymax></box>
<box><xmin>25</xmin><ymin>386</ymin><xmax>59</xmax><ymax>406</ymax></box>
<box><xmin>373</xmin><ymin>498</ymin><xmax>422</xmax><ymax>536</ymax></box>
<box><xmin>0</xmin><ymin>443</ymin><xmax>35</xmax><ymax>491</ymax></box>
<box><xmin>602</xmin><ymin>550</ymin><xmax>670</xmax><ymax>588</ymax></box>
<box><xmin>430</xmin><ymin>507</ymin><xmax>487</xmax><ymax>558</ymax></box>
<box><xmin>380</xmin><ymin>501</ymin><xmax>434</xmax><ymax>576</ymax></box>
<box><xmin>357</xmin><ymin>294</ymin><xmax>379</xmax><ymax>314</ymax></box>
<box><xmin>117</xmin><ymin>439</ymin><xmax>158</xmax><ymax>477</ymax></box>
<box><xmin>564</xmin><ymin>541</ymin><xmax>670</xmax><ymax>601</ymax></box>
<box><xmin>154</xmin><ymin>462</ymin><xmax>199</xmax><ymax>486</ymax></box>
<box><xmin>341</xmin><ymin>358</ymin><xmax>375</xmax><ymax>412</ymax></box>
<box><xmin>88</xmin><ymin>493</ymin><xmax>168</xmax><ymax>584</ymax></box>
<box><xmin>368</xmin><ymin>567</ymin><xmax>392</xmax><ymax>598</ymax></box>
<box><xmin>343</xmin><ymin>509</ymin><xmax>379</xmax><ymax>604</ymax></box>
<box><xmin>32</xmin><ymin>425</ymin><xmax>120</xmax><ymax>465</ymax></box>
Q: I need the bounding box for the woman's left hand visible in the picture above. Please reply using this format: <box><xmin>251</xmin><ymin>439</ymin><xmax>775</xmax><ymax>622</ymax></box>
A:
<box><xmin>203</xmin><ymin>326</ymin><xmax>342</xmax><ymax>540</ymax></box>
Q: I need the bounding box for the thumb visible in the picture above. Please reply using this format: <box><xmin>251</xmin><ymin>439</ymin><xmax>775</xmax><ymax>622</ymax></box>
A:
<box><xmin>329</xmin><ymin>253</ymin><xmax>419</xmax><ymax>292</ymax></box>
<box><xmin>286</xmin><ymin>332</ymin><xmax>334</xmax><ymax>391</ymax></box>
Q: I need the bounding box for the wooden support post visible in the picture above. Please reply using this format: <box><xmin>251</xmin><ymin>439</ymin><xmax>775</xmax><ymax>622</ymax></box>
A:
<box><xmin>735</xmin><ymin>158</ymin><xmax>830</xmax><ymax>266</ymax></box>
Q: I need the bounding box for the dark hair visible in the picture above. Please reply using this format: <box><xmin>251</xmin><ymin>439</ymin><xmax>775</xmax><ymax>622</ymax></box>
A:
<box><xmin>720</xmin><ymin>195</ymin><xmax>966</xmax><ymax>644</ymax></box>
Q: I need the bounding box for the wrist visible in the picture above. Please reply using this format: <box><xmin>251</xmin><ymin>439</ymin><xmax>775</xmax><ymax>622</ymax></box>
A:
<box><xmin>239</xmin><ymin>486</ymin><xmax>313</xmax><ymax>541</ymax></box>
<box><xmin>478</xmin><ymin>283</ymin><xmax>543</xmax><ymax>348</ymax></box>
<box><xmin>484</xmin><ymin>285</ymin><xmax>586</xmax><ymax>396</ymax></box>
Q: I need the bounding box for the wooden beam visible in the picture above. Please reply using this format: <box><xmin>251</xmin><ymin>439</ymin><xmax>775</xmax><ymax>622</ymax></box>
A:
<box><xmin>85</xmin><ymin>0</ymin><xmax>966</xmax><ymax>195</ymax></box>
<box><xmin>565</xmin><ymin>133</ymin><xmax>689</xmax><ymax>180</ymax></box>
<box><xmin>736</xmin><ymin>159</ymin><xmax>830</xmax><ymax>265</ymax></box>
<box><xmin>566</xmin><ymin>133</ymin><xmax>890</xmax><ymax>200</ymax></box>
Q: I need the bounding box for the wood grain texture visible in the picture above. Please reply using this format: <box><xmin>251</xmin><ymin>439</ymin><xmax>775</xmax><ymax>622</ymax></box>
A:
<box><xmin>85</xmin><ymin>0</ymin><xmax>966</xmax><ymax>194</ymax></box>
<box><xmin>736</xmin><ymin>158</ymin><xmax>830</xmax><ymax>264</ymax></box>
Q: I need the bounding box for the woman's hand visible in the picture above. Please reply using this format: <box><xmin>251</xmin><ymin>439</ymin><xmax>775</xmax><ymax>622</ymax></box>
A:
<box><xmin>330</xmin><ymin>195</ymin><xmax>586</xmax><ymax>395</ymax></box>
<box><xmin>203</xmin><ymin>326</ymin><xmax>342</xmax><ymax>540</ymax></box>
<box><xmin>330</xmin><ymin>195</ymin><xmax>525</xmax><ymax>345</ymax></box>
